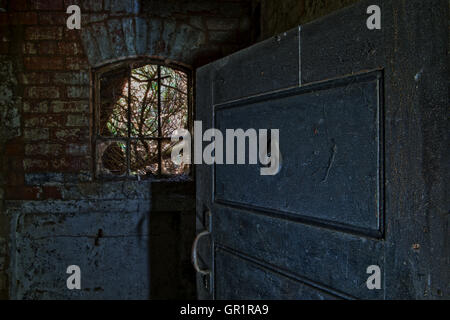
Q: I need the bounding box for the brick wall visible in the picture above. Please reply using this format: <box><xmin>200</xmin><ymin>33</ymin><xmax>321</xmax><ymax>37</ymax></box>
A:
<box><xmin>0</xmin><ymin>0</ymin><xmax>253</xmax><ymax>299</ymax></box>
<box><xmin>0</xmin><ymin>0</ymin><xmax>364</xmax><ymax>300</ymax></box>
<box><xmin>2</xmin><ymin>3</ymin><xmax>92</xmax><ymax>200</ymax></box>
<box><xmin>2</xmin><ymin>0</ymin><xmax>254</xmax><ymax>195</ymax></box>
<box><xmin>0</xmin><ymin>0</ymin><xmax>253</xmax><ymax>195</ymax></box>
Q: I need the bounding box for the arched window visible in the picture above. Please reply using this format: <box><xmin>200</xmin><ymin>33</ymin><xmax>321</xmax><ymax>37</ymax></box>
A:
<box><xmin>93</xmin><ymin>60</ymin><xmax>192</xmax><ymax>178</ymax></box>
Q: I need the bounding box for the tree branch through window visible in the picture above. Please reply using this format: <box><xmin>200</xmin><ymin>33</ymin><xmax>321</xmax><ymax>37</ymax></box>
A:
<box><xmin>95</xmin><ymin>61</ymin><xmax>191</xmax><ymax>178</ymax></box>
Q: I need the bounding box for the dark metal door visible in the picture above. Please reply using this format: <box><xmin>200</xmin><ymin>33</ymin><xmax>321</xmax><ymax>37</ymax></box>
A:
<box><xmin>194</xmin><ymin>0</ymin><xmax>448</xmax><ymax>300</ymax></box>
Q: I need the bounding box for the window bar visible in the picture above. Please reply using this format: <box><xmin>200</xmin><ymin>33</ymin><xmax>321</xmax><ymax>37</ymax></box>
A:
<box><xmin>93</xmin><ymin>72</ymin><xmax>100</xmax><ymax>178</ymax></box>
<box><xmin>157</xmin><ymin>65</ymin><xmax>162</xmax><ymax>176</ymax></box>
<box><xmin>126</xmin><ymin>65</ymin><xmax>132</xmax><ymax>177</ymax></box>
<box><xmin>188</xmin><ymin>70</ymin><xmax>193</xmax><ymax>175</ymax></box>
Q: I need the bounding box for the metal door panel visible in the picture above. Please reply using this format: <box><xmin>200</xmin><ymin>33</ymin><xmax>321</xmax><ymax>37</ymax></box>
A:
<box><xmin>213</xmin><ymin>206</ymin><xmax>384</xmax><ymax>300</ymax></box>
<box><xmin>215</xmin><ymin>72</ymin><xmax>383</xmax><ymax>235</ymax></box>
<box><xmin>215</xmin><ymin>248</ymin><xmax>340</xmax><ymax>300</ymax></box>
<box><xmin>195</xmin><ymin>0</ymin><xmax>449</xmax><ymax>300</ymax></box>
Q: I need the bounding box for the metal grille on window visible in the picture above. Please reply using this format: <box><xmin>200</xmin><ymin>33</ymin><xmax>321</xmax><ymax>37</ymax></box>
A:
<box><xmin>95</xmin><ymin>62</ymin><xmax>190</xmax><ymax>178</ymax></box>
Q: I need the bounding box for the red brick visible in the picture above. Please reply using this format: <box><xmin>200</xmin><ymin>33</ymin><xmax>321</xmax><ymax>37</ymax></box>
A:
<box><xmin>10</xmin><ymin>0</ymin><xmax>28</xmax><ymax>11</ymax></box>
<box><xmin>66</xmin><ymin>114</ymin><xmax>89</xmax><ymax>126</ymax></box>
<box><xmin>23</xmin><ymin>100</ymin><xmax>49</xmax><ymax>113</ymax></box>
<box><xmin>52</xmin><ymin>101</ymin><xmax>89</xmax><ymax>113</ymax></box>
<box><xmin>42</xmin><ymin>186</ymin><xmax>63</xmax><ymax>199</ymax></box>
<box><xmin>57</xmin><ymin>42</ymin><xmax>82</xmax><ymax>55</ymax></box>
<box><xmin>24</xmin><ymin>114</ymin><xmax>66</xmax><ymax>128</ymax></box>
<box><xmin>20</xmin><ymin>73</ymin><xmax>51</xmax><ymax>85</ymax></box>
<box><xmin>4</xmin><ymin>143</ymin><xmax>24</xmax><ymax>156</ymax></box>
<box><xmin>25</xmin><ymin>86</ymin><xmax>60</xmax><ymax>99</ymax></box>
<box><xmin>67</xmin><ymin>86</ymin><xmax>89</xmax><ymax>98</ymax></box>
<box><xmin>0</xmin><ymin>42</ymin><xmax>9</xmax><ymax>54</ymax></box>
<box><xmin>5</xmin><ymin>156</ymin><xmax>24</xmax><ymax>172</ymax></box>
<box><xmin>0</xmin><ymin>26</ymin><xmax>11</xmax><ymax>41</ymax></box>
<box><xmin>22</xmin><ymin>42</ymin><xmax>38</xmax><ymax>54</ymax></box>
<box><xmin>50</xmin><ymin>156</ymin><xmax>89</xmax><ymax>172</ymax></box>
<box><xmin>64</xmin><ymin>28</ymin><xmax>80</xmax><ymax>42</ymax></box>
<box><xmin>5</xmin><ymin>186</ymin><xmax>42</xmax><ymax>201</ymax></box>
<box><xmin>8</xmin><ymin>12</ymin><xmax>38</xmax><ymax>25</ymax></box>
<box><xmin>24</xmin><ymin>56</ymin><xmax>64</xmax><ymax>70</ymax></box>
<box><xmin>23</xmin><ymin>128</ymin><xmax>50</xmax><ymax>141</ymax></box>
<box><xmin>0</xmin><ymin>13</ymin><xmax>8</xmax><ymax>26</ymax></box>
<box><xmin>25</xmin><ymin>26</ymin><xmax>63</xmax><ymax>40</ymax></box>
<box><xmin>66</xmin><ymin>144</ymin><xmax>88</xmax><ymax>156</ymax></box>
<box><xmin>25</xmin><ymin>143</ymin><xmax>63</xmax><ymax>156</ymax></box>
<box><xmin>38</xmin><ymin>41</ymin><xmax>57</xmax><ymax>54</ymax></box>
<box><xmin>63</xmin><ymin>0</ymin><xmax>81</xmax><ymax>7</ymax></box>
<box><xmin>5</xmin><ymin>171</ymin><xmax>25</xmax><ymax>187</ymax></box>
<box><xmin>32</xmin><ymin>0</ymin><xmax>64</xmax><ymax>11</ymax></box>
<box><xmin>53</xmin><ymin>128</ymin><xmax>87</xmax><ymax>142</ymax></box>
<box><xmin>23</xmin><ymin>159</ymin><xmax>49</xmax><ymax>172</ymax></box>
<box><xmin>38</xmin><ymin>13</ymin><xmax>66</xmax><ymax>25</ymax></box>
<box><xmin>65</xmin><ymin>56</ymin><xmax>89</xmax><ymax>70</ymax></box>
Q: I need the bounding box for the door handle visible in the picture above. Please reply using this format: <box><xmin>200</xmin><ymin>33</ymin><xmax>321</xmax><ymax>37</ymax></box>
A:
<box><xmin>192</xmin><ymin>230</ymin><xmax>211</xmax><ymax>275</ymax></box>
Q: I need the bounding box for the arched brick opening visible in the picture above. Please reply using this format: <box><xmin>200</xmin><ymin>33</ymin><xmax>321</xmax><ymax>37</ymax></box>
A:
<box><xmin>78</xmin><ymin>0</ymin><xmax>253</xmax><ymax>69</ymax></box>
<box><xmin>81</xmin><ymin>18</ymin><xmax>200</xmax><ymax>68</ymax></box>
<box><xmin>0</xmin><ymin>0</ymin><xmax>372</xmax><ymax>300</ymax></box>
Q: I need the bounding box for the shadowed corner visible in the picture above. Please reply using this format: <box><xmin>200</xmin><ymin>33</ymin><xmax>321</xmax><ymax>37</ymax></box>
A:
<box><xmin>148</xmin><ymin>180</ymin><xmax>196</xmax><ymax>300</ymax></box>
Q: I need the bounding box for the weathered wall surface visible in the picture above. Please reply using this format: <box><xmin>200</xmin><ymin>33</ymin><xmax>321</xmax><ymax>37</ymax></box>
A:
<box><xmin>6</xmin><ymin>180</ymin><xmax>195</xmax><ymax>299</ymax></box>
<box><xmin>0</xmin><ymin>56</ymin><xmax>22</xmax><ymax>299</ymax></box>
<box><xmin>80</xmin><ymin>0</ymin><xmax>255</xmax><ymax>68</ymax></box>
<box><xmin>255</xmin><ymin>0</ymin><xmax>360</xmax><ymax>40</ymax></box>
<box><xmin>0</xmin><ymin>0</ymin><xmax>253</xmax><ymax>299</ymax></box>
<box><xmin>7</xmin><ymin>181</ymin><xmax>153</xmax><ymax>299</ymax></box>
<box><xmin>0</xmin><ymin>0</ymin><xmax>374</xmax><ymax>300</ymax></box>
